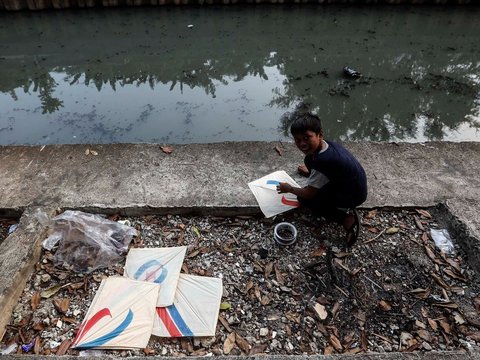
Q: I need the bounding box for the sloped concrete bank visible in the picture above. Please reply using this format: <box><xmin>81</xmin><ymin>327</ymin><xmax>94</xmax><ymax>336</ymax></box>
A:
<box><xmin>0</xmin><ymin>141</ymin><xmax>479</xmax><ymax>359</ymax></box>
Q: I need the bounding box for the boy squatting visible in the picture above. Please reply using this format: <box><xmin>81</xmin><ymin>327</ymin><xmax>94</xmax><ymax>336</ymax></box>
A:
<box><xmin>276</xmin><ymin>113</ymin><xmax>367</xmax><ymax>246</ymax></box>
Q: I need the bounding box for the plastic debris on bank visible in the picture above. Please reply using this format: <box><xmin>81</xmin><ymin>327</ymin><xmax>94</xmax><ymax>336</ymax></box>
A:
<box><xmin>248</xmin><ymin>170</ymin><xmax>300</xmax><ymax>218</ymax></box>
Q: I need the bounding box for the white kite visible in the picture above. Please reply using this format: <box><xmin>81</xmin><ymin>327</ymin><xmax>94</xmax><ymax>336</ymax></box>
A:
<box><xmin>124</xmin><ymin>246</ymin><xmax>187</xmax><ymax>307</ymax></box>
<box><xmin>248</xmin><ymin>170</ymin><xmax>301</xmax><ymax>218</ymax></box>
<box><xmin>72</xmin><ymin>277</ymin><xmax>159</xmax><ymax>350</ymax></box>
<box><xmin>153</xmin><ymin>274</ymin><xmax>223</xmax><ymax>337</ymax></box>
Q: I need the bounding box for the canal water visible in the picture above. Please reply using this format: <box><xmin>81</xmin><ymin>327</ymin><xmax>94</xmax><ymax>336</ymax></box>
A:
<box><xmin>0</xmin><ymin>6</ymin><xmax>479</xmax><ymax>145</ymax></box>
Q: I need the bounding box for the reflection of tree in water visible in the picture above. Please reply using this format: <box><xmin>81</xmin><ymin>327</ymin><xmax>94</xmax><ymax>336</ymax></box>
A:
<box><xmin>272</xmin><ymin>60</ymin><xmax>480</xmax><ymax>142</ymax></box>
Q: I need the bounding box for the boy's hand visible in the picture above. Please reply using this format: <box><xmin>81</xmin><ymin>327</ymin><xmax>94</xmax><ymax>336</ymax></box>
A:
<box><xmin>276</xmin><ymin>182</ymin><xmax>293</xmax><ymax>194</ymax></box>
<box><xmin>298</xmin><ymin>164</ymin><xmax>310</xmax><ymax>177</ymax></box>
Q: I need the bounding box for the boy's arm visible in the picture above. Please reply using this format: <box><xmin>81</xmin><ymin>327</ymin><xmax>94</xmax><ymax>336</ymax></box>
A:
<box><xmin>277</xmin><ymin>182</ymin><xmax>318</xmax><ymax>199</ymax></box>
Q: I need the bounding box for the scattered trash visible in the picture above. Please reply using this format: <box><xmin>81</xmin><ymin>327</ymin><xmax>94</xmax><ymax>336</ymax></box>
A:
<box><xmin>160</xmin><ymin>145</ymin><xmax>174</xmax><ymax>154</ymax></box>
<box><xmin>430</xmin><ymin>228</ymin><xmax>455</xmax><ymax>254</ymax></box>
<box><xmin>343</xmin><ymin>66</ymin><xmax>361</xmax><ymax>78</ymax></box>
<box><xmin>187</xmin><ymin>24</ymin><xmax>194</xmax><ymax>28</ymax></box>
<box><xmin>117</xmin><ymin>220</ymin><xmax>131</xmax><ymax>227</ymax></box>
<box><xmin>43</xmin><ymin>211</ymin><xmax>138</xmax><ymax>273</ymax></box>
<box><xmin>124</xmin><ymin>247</ymin><xmax>187</xmax><ymax>307</ymax></box>
<box><xmin>0</xmin><ymin>343</ymin><xmax>17</xmax><ymax>355</ymax></box>
<box><xmin>8</xmin><ymin>223</ymin><xmax>18</xmax><ymax>234</ymax></box>
<box><xmin>21</xmin><ymin>339</ymin><xmax>35</xmax><ymax>353</ymax></box>
<box><xmin>248</xmin><ymin>171</ymin><xmax>300</xmax><ymax>218</ymax></box>
<box><xmin>274</xmin><ymin>222</ymin><xmax>297</xmax><ymax>246</ymax></box>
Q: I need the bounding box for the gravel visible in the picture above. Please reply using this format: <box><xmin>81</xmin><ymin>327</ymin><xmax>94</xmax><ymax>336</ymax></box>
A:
<box><xmin>2</xmin><ymin>208</ymin><xmax>480</xmax><ymax>356</ymax></box>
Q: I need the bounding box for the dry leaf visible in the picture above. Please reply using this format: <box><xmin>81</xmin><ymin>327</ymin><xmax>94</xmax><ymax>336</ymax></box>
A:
<box><xmin>220</xmin><ymin>302</ymin><xmax>232</xmax><ymax>310</ymax></box>
<box><xmin>414</xmin><ymin>216</ymin><xmax>425</xmax><ymax>231</ymax></box>
<box><xmin>264</xmin><ymin>262</ymin><xmax>274</xmax><ymax>278</ymax></box>
<box><xmin>160</xmin><ymin>145</ymin><xmax>174</xmax><ymax>154</ymax></box>
<box><xmin>187</xmin><ymin>249</ymin><xmax>200</xmax><ymax>258</ymax></box>
<box><xmin>416</xmin><ymin>209</ymin><xmax>432</xmax><ymax>219</ymax></box>
<box><xmin>274</xmin><ymin>146</ymin><xmax>283</xmax><ymax>156</ymax></box>
<box><xmin>33</xmin><ymin>337</ymin><xmax>41</xmax><ymax>355</ymax></box>
<box><xmin>365</xmin><ymin>210</ymin><xmax>377</xmax><ymax>219</ymax></box>
<box><xmin>53</xmin><ymin>298</ymin><xmax>70</xmax><ymax>314</ymax></box>
<box><xmin>367</xmin><ymin>227</ymin><xmax>379</xmax><ymax>233</ymax></box>
<box><xmin>313</xmin><ymin>303</ymin><xmax>328</xmax><ymax>320</ymax></box>
<box><xmin>249</xmin><ymin>344</ymin><xmax>268</xmax><ymax>355</ymax></box>
<box><xmin>143</xmin><ymin>348</ymin><xmax>156</xmax><ymax>355</ymax></box>
<box><xmin>332</xmin><ymin>302</ymin><xmax>340</xmax><ymax>319</ymax></box>
<box><xmin>427</xmin><ymin>318</ymin><xmax>438</xmax><ymax>331</ymax></box>
<box><xmin>260</xmin><ymin>296</ymin><xmax>271</xmax><ymax>306</ymax></box>
<box><xmin>424</xmin><ymin>246</ymin><xmax>444</xmax><ymax>265</ymax></box>
<box><xmin>329</xmin><ymin>334</ymin><xmax>343</xmax><ymax>351</ymax></box>
<box><xmin>474</xmin><ymin>297</ymin><xmax>480</xmax><ymax>312</ymax></box>
<box><xmin>274</xmin><ymin>264</ymin><xmax>285</xmax><ymax>285</ymax></box>
<box><xmin>31</xmin><ymin>292</ymin><xmax>41</xmax><ymax>310</ymax></box>
<box><xmin>417</xmin><ymin>329</ymin><xmax>431</xmax><ymax>342</ymax></box>
<box><xmin>386</xmin><ymin>227</ymin><xmax>399</xmax><ymax>235</ymax></box>
<box><xmin>310</xmin><ymin>247</ymin><xmax>326</xmax><ymax>257</ymax></box>
<box><xmin>245</xmin><ymin>280</ymin><xmax>254</xmax><ymax>293</ymax></box>
<box><xmin>33</xmin><ymin>322</ymin><xmax>45</xmax><ymax>331</ymax></box>
<box><xmin>430</xmin><ymin>272</ymin><xmax>450</xmax><ymax>289</ymax></box>
<box><xmin>324</xmin><ymin>346</ymin><xmax>334</xmax><ymax>355</ymax></box>
<box><xmin>407</xmin><ymin>288</ymin><xmax>430</xmax><ymax>299</ymax></box>
<box><xmin>55</xmin><ymin>340</ymin><xmax>71</xmax><ymax>356</ymax></box>
<box><xmin>379</xmin><ymin>300</ymin><xmax>392</xmax><ymax>311</ymax></box>
<box><xmin>254</xmin><ymin>285</ymin><xmax>261</xmax><ymax>301</ymax></box>
<box><xmin>439</xmin><ymin>319</ymin><xmax>451</xmax><ymax>334</ymax></box>
<box><xmin>41</xmin><ymin>283</ymin><xmax>70</xmax><ymax>299</ymax></box>
<box><xmin>223</xmin><ymin>332</ymin><xmax>236</xmax><ymax>355</ymax></box>
<box><xmin>361</xmin><ymin>330</ymin><xmax>368</xmax><ymax>351</ymax></box>
<box><xmin>235</xmin><ymin>333</ymin><xmax>250</xmax><ymax>353</ymax></box>
<box><xmin>443</xmin><ymin>268</ymin><xmax>466</xmax><ymax>282</ymax></box>
<box><xmin>90</xmin><ymin>150</ymin><xmax>98</xmax><ymax>156</ymax></box>
<box><xmin>433</xmin><ymin>302</ymin><xmax>458</xmax><ymax>309</ymax></box>
<box><xmin>446</xmin><ymin>258</ymin><xmax>462</xmax><ymax>273</ymax></box>
<box><xmin>218</xmin><ymin>315</ymin><xmax>232</xmax><ymax>332</ymax></box>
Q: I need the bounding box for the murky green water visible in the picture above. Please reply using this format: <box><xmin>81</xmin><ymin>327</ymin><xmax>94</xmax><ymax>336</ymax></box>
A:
<box><xmin>0</xmin><ymin>6</ymin><xmax>479</xmax><ymax>145</ymax></box>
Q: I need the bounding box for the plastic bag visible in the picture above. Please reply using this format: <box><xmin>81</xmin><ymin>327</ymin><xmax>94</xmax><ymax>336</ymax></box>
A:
<box><xmin>430</xmin><ymin>228</ymin><xmax>455</xmax><ymax>255</ymax></box>
<box><xmin>45</xmin><ymin>210</ymin><xmax>138</xmax><ymax>273</ymax></box>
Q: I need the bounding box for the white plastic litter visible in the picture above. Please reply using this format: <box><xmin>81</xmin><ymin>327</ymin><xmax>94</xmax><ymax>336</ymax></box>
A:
<box><xmin>72</xmin><ymin>277</ymin><xmax>159</xmax><ymax>350</ymax></box>
<box><xmin>0</xmin><ymin>343</ymin><xmax>17</xmax><ymax>355</ymax></box>
<box><xmin>248</xmin><ymin>170</ymin><xmax>300</xmax><ymax>218</ymax></box>
<box><xmin>124</xmin><ymin>247</ymin><xmax>186</xmax><ymax>307</ymax></box>
<box><xmin>42</xmin><ymin>211</ymin><xmax>138</xmax><ymax>272</ymax></box>
<box><xmin>153</xmin><ymin>274</ymin><xmax>223</xmax><ymax>337</ymax></box>
<box><xmin>430</xmin><ymin>228</ymin><xmax>455</xmax><ymax>254</ymax></box>
<box><xmin>8</xmin><ymin>224</ymin><xmax>18</xmax><ymax>234</ymax></box>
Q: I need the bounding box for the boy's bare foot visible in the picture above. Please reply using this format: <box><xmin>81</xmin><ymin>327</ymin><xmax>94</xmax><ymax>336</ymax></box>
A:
<box><xmin>297</xmin><ymin>164</ymin><xmax>310</xmax><ymax>177</ymax></box>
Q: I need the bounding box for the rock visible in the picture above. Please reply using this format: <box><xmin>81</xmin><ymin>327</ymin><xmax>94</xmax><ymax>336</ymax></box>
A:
<box><xmin>41</xmin><ymin>274</ymin><xmax>51</xmax><ymax>283</ymax></box>
<box><xmin>422</xmin><ymin>342</ymin><xmax>432</xmax><ymax>351</ymax></box>
<box><xmin>260</xmin><ymin>328</ymin><xmax>269</xmax><ymax>337</ymax></box>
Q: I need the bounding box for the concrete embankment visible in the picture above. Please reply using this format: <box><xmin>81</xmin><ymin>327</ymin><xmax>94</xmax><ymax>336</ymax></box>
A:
<box><xmin>0</xmin><ymin>141</ymin><xmax>479</xmax><ymax>360</ymax></box>
<box><xmin>0</xmin><ymin>0</ymin><xmax>475</xmax><ymax>11</ymax></box>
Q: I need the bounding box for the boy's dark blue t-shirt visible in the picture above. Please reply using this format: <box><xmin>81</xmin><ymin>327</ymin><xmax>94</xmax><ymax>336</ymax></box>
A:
<box><xmin>304</xmin><ymin>140</ymin><xmax>367</xmax><ymax>208</ymax></box>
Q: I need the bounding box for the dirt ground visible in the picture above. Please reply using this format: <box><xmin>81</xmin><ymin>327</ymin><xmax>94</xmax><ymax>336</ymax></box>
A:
<box><xmin>0</xmin><ymin>218</ymin><xmax>17</xmax><ymax>246</ymax></box>
<box><xmin>2</xmin><ymin>208</ymin><xmax>480</xmax><ymax>356</ymax></box>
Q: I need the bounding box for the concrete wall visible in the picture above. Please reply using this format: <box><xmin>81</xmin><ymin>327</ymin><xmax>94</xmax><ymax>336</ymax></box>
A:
<box><xmin>0</xmin><ymin>0</ymin><xmax>474</xmax><ymax>11</ymax></box>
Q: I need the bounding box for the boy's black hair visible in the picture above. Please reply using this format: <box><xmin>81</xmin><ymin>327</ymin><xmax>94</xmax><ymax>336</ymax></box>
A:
<box><xmin>290</xmin><ymin>112</ymin><xmax>323</xmax><ymax>136</ymax></box>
